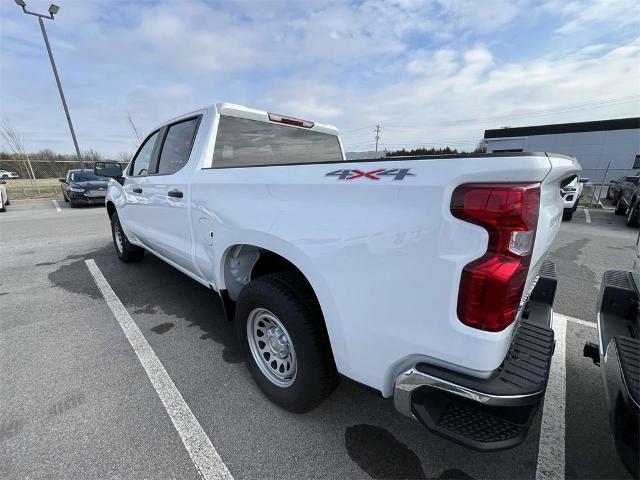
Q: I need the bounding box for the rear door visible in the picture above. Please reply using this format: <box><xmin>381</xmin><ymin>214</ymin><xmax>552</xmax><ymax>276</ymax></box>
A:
<box><xmin>139</xmin><ymin>116</ymin><xmax>201</xmax><ymax>273</ymax></box>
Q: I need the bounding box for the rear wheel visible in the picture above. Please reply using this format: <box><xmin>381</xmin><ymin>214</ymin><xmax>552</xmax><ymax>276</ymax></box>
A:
<box><xmin>111</xmin><ymin>212</ymin><xmax>144</xmax><ymax>262</ymax></box>
<box><xmin>236</xmin><ymin>272</ymin><xmax>338</xmax><ymax>413</ymax></box>
<box><xmin>626</xmin><ymin>201</ymin><xmax>640</xmax><ymax>227</ymax></box>
<box><xmin>615</xmin><ymin>200</ymin><xmax>627</xmax><ymax>216</ymax></box>
<box><xmin>562</xmin><ymin>208</ymin><xmax>573</xmax><ymax>221</ymax></box>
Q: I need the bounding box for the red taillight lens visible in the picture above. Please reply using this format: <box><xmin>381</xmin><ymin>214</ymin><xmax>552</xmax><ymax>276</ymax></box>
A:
<box><xmin>451</xmin><ymin>183</ymin><xmax>540</xmax><ymax>332</ymax></box>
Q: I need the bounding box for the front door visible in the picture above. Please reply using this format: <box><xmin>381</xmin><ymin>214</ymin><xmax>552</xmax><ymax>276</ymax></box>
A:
<box><xmin>120</xmin><ymin>129</ymin><xmax>161</xmax><ymax>246</ymax></box>
<box><xmin>141</xmin><ymin>116</ymin><xmax>201</xmax><ymax>273</ymax></box>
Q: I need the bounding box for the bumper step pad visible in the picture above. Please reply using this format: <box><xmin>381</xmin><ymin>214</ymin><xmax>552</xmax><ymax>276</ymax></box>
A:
<box><xmin>411</xmin><ymin>319</ymin><xmax>555</xmax><ymax>451</ymax></box>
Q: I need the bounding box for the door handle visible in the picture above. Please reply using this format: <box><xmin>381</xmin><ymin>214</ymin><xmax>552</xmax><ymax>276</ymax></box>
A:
<box><xmin>132</xmin><ymin>187</ymin><xmax>143</xmax><ymax>194</ymax></box>
<box><xmin>168</xmin><ymin>189</ymin><xmax>183</xmax><ymax>198</ymax></box>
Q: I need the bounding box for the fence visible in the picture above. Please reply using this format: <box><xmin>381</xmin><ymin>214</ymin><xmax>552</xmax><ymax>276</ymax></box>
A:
<box><xmin>0</xmin><ymin>158</ymin><xmax>126</xmax><ymax>200</ymax></box>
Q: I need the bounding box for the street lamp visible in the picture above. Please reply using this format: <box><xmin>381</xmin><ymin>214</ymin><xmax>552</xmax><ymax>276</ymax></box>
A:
<box><xmin>15</xmin><ymin>1</ymin><xmax>84</xmax><ymax>169</ymax></box>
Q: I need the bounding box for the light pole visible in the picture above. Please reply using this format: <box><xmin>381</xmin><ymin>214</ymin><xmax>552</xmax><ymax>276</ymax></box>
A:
<box><xmin>15</xmin><ymin>0</ymin><xmax>84</xmax><ymax>169</ymax></box>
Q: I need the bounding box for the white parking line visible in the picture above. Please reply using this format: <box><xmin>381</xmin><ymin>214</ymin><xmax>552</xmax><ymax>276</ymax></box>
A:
<box><xmin>563</xmin><ymin>314</ymin><xmax>596</xmax><ymax>329</ymax></box>
<box><xmin>583</xmin><ymin>207</ymin><xmax>591</xmax><ymax>223</ymax></box>
<box><xmin>535</xmin><ymin>313</ymin><xmax>567</xmax><ymax>480</ymax></box>
<box><xmin>85</xmin><ymin>259</ymin><xmax>233</xmax><ymax>480</ymax></box>
<box><xmin>52</xmin><ymin>199</ymin><xmax>62</xmax><ymax>212</ymax></box>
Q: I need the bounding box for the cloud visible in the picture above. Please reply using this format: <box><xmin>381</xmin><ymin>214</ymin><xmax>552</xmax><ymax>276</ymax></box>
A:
<box><xmin>544</xmin><ymin>0</ymin><xmax>640</xmax><ymax>35</ymax></box>
<box><xmin>0</xmin><ymin>0</ymin><xmax>638</xmax><ymax>157</ymax></box>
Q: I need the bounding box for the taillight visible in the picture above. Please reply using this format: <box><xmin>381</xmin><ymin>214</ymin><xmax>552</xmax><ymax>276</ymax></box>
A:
<box><xmin>451</xmin><ymin>183</ymin><xmax>540</xmax><ymax>332</ymax></box>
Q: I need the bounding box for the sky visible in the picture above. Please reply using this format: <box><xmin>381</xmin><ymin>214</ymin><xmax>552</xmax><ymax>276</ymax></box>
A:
<box><xmin>1</xmin><ymin>0</ymin><xmax>639</xmax><ymax>158</ymax></box>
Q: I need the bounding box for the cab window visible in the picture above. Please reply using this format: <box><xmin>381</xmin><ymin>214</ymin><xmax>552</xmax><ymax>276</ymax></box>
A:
<box><xmin>156</xmin><ymin>117</ymin><xmax>200</xmax><ymax>175</ymax></box>
<box><xmin>130</xmin><ymin>131</ymin><xmax>160</xmax><ymax>177</ymax></box>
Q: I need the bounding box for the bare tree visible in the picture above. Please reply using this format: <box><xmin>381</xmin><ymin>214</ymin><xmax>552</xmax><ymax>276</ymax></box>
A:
<box><xmin>474</xmin><ymin>140</ymin><xmax>487</xmax><ymax>153</ymax></box>
<box><xmin>117</xmin><ymin>151</ymin><xmax>132</xmax><ymax>164</ymax></box>
<box><xmin>0</xmin><ymin>117</ymin><xmax>39</xmax><ymax>191</ymax></box>
<box><xmin>127</xmin><ymin>113</ymin><xmax>145</xmax><ymax>147</ymax></box>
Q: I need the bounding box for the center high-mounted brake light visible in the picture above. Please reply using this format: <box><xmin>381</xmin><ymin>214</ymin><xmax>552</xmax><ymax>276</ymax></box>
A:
<box><xmin>268</xmin><ymin>112</ymin><xmax>314</xmax><ymax>128</ymax></box>
<box><xmin>451</xmin><ymin>183</ymin><xmax>540</xmax><ymax>332</ymax></box>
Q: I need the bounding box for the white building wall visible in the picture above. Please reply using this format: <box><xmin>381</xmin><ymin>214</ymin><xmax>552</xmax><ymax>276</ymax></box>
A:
<box><xmin>485</xmin><ymin>128</ymin><xmax>640</xmax><ymax>182</ymax></box>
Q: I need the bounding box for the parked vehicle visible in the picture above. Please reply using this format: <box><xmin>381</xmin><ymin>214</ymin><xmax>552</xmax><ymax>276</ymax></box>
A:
<box><xmin>583</xmin><ymin>234</ymin><xmax>640</xmax><ymax>478</ymax></box>
<box><xmin>614</xmin><ymin>175</ymin><xmax>640</xmax><ymax>227</ymax></box>
<box><xmin>0</xmin><ymin>179</ymin><xmax>10</xmax><ymax>212</ymax></box>
<box><xmin>560</xmin><ymin>177</ymin><xmax>588</xmax><ymax>221</ymax></box>
<box><xmin>607</xmin><ymin>175</ymin><xmax>628</xmax><ymax>201</ymax></box>
<box><xmin>97</xmin><ymin>103</ymin><xmax>580</xmax><ymax>451</ymax></box>
<box><xmin>59</xmin><ymin>169</ymin><xmax>109</xmax><ymax>208</ymax></box>
<box><xmin>0</xmin><ymin>169</ymin><xmax>19</xmax><ymax>179</ymax></box>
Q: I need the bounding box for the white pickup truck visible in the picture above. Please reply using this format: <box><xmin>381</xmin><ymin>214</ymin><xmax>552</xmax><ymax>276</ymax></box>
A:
<box><xmin>96</xmin><ymin>103</ymin><xmax>581</xmax><ymax>450</ymax></box>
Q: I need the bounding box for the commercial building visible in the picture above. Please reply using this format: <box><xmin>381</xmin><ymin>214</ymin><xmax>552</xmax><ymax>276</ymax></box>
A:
<box><xmin>484</xmin><ymin>117</ymin><xmax>640</xmax><ymax>182</ymax></box>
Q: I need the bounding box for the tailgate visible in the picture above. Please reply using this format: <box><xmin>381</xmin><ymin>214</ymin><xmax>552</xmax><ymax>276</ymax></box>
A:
<box><xmin>526</xmin><ymin>154</ymin><xmax>581</xmax><ymax>296</ymax></box>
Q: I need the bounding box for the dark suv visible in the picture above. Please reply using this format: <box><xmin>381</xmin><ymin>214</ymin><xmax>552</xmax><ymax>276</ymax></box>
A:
<box><xmin>614</xmin><ymin>175</ymin><xmax>640</xmax><ymax>227</ymax></box>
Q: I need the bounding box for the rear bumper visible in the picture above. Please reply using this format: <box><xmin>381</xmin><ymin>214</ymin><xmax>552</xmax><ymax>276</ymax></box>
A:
<box><xmin>394</xmin><ymin>260</ymin><xmax>557</xmax><ymax>451</ymax></box>
<box><xmin>593</xmin><ymin>270</ymin><xmax>639</xmax><ymax>478</ymax></box>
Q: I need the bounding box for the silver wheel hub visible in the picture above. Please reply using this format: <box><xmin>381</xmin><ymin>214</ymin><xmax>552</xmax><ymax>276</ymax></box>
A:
<box><xmin>114</xmin><ymin>222</ymin><xmax>124</xmax><ymax>253</ymax></box>
<box><xmin>247</xmin><ymin>308</ymin><xmax>297</xmax><ymax>387</ymax></box>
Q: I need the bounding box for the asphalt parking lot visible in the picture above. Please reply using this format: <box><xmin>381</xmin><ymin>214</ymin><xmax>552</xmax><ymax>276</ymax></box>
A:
<box><xmin>0</xmin><ymin>199</ymin><xmax>636</xmax><ymax>480</ymax></box>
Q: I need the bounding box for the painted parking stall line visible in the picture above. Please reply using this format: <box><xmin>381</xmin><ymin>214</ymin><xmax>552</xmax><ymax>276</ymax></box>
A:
<box><xmin>85</xmin><ymin>259</ymin><xmax>234</xmax><ymax>480</ymax></box>
<box><xmin>584</xmin><ymin>207</ymin><xmax>591</xmax><ymax>223</ymax></box>
<box><xmin>52</xmin><ymin>199</ymin><xmax>62</xmax><ymax>212</ymax></box>
<box><xmin>535</xmin><ymin>313</ymin><xmax>567</xmax><ymax>480</ymax></box>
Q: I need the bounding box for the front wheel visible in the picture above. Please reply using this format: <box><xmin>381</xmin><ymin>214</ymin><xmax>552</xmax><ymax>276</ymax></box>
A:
<box><xmin>236</xmin><ymin>272</ymin><xmax>338</xmax><ymax>413</ymax></box>
<box><xmin>626</xmin><ymin>201</ymin><xmax>640</xmax><ymax>227</ymax></box>
<box><xmin>562</xmin><ymin>208</ymin><xmax>573</xmax><ymax>221</ymax></box>
<box><xmin>111</xmin><ymin>212</ymin><xmax>144</xmax><ymax>263</ymax></box>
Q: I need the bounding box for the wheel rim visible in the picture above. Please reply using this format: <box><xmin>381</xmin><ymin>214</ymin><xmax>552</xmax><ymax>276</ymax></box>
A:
<box><xmin>246</xmin><ymin>308</ymin><xmax>297</xmax><ymax>387</ymax></box>
<box><xmin>114</xmin><ymin>221</ymin><xmax>124</xmax><ymax>253</ymax></box>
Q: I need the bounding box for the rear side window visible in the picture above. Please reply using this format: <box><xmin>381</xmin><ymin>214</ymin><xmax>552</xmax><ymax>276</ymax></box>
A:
<box><xmin>157</xmin><ymin>117</ymin><xmax>200</xmax><ymax>175</ymax></box>
<box><xmin>130</xmin><ymin>131</ymin><xmax>160</xmax><ymax>177</ymax></box>
<box><xmin>213</xmin><ymin>116</ymin><xmax>342</xmax><ymax>168</ymax></box>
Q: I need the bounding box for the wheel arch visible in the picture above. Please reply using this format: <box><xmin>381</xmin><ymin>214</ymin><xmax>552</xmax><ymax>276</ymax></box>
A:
<box><xmin>106</xmin><ymin>201</ymin><xmax>116</xmax><ymax>218</ymax></box>
<box><xmin>218</xmin><ymin>239</ymin><xmax>347</xmax><ymax>372</ymax></box>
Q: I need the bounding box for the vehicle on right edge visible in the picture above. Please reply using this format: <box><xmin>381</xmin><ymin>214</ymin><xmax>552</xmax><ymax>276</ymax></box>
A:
<box><xmin>584</xmin><ymin>233</ymin><xmax>640</xmax><ymax>479</ymax></box>
<box><xmin>614</xmin><ymin>175</ymin><xmax>640</xmax><ymax>227</ymax></box>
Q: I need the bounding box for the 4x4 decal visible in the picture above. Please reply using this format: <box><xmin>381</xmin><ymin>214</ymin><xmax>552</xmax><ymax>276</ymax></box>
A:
<box><xmin>325</xmin><ymin>168</ymin><xmax>415</xmax><ymax>181</ymax></box>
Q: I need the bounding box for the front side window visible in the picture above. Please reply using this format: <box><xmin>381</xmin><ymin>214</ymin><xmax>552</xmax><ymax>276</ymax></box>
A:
<box><xmin>157</xmin><ymin>117</ymin><xmax>200</xmax><ymax>175</ymax></box>
<box><xmin>130</xmin><ymin>131</ymin><xmax>160</xmax><ymax>177</ymax></box>
<box><xmin>213</xmin><ymin>116</ymin><xmax>342</xmax><ymax>168</ymax></box>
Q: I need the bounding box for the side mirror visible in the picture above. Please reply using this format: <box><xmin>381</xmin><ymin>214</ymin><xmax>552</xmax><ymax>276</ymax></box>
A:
<box><xmin>578</xmin><ymin>178</ymin><xmax>589</xmax><ymax>183</ymax></box>
<box><xmin>94</xmin><ymin>161</ymin><xmax>123</xmax><ymax>178</ymax></box>
<box><xmin>58</xmin><ymin>178</ymin><xmax>66</xmax><ymax>183</ymax></box>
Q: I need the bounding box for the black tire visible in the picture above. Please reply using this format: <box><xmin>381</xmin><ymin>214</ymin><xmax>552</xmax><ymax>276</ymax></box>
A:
<box><xmin>111</xmin><ymin>211</ymin><xmax>144</xmax><ymax>263</ymax></box>
<box><xmin>562</xmin><ymin>208</ymin><xmax>573</xmax><ymax>221</ymax></box>
<box><xmin>236</xmin><ymin>272</ymin><xmax>339</xmax><ymax>413</ymax></box>
<box><xmin>63</xmin><ymin>193</ymin><xmax>69</xmax><ymax>202</ymax></box>
<box><xmin>626</xmin><ymin>201</ymin><xmax>640</xmax><ymax>227</ymax></box>
<box><xmin>5</xmin><ymin>196</ymin><xmax>9</xmax><ymax>205</ymax></box>
<box><xmin>615</xmin><ymin>200</ymin><xmax>627</xmax><ymax>216</ymax></box>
